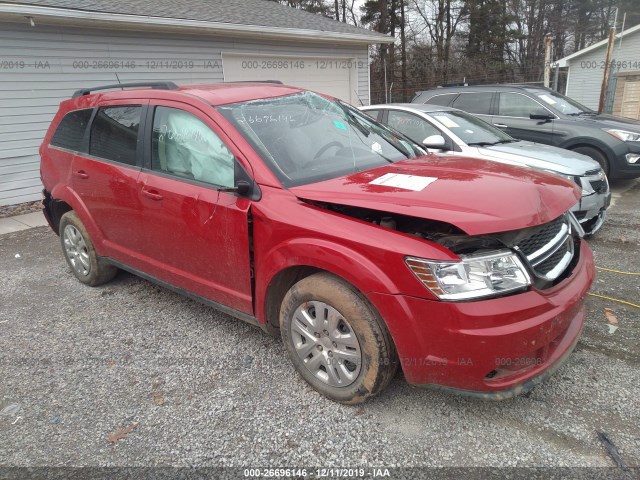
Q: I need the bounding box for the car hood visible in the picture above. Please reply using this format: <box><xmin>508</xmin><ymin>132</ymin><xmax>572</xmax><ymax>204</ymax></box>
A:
<box><xmin>476</xmin><ymin>141</ymin><xmax>601</xmax><ymax>176</ymax></box>
<box><xmin>570</xmin><ymin>112</ymin><xmax>640</xmax><ymax>132</ymax></box>
<box><xmin>290</xmin><ymin>155</ymin><xmax>580</xmax><ymax>236</ymax></box>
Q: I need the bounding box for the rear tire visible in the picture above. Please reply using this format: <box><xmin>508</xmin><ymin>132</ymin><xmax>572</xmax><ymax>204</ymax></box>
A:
<box><xmin>59</xmin><ymin>211</ymin><xmax>117</xmax><ymax>286</ymax></box>
<box><xmin>280</xmin><ymin>272</ymin><xmax>397</xmax><ymax>404</ymax></box>
<box><xmin>572</xmin><ymin>146</ymin><xmax>610</xmax><ymax>176</ymax></box>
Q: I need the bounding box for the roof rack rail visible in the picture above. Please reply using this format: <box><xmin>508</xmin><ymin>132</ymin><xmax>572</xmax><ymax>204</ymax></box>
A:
<box><xmin>72</xmin><ymin>81</ymin><xmax>179</xmax><ymax>98</ymax></box>
<box><xmin>226</xmin><ymin>80</ymin><xmax>283</xmax><ymax>84</ymax></box>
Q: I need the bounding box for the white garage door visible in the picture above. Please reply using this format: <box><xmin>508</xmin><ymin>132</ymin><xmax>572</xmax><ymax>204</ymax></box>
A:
<box><xmin>222</xmin><ymin>53</ymin><xmax>358</xmax><ymax>104</ymax></box>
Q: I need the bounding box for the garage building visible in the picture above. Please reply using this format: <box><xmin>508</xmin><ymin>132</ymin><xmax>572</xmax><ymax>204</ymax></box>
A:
<box><xmin>556</xmin><ymin>23</ymin><xmax>640</xmax><ymax>118</ymax></box>
<box><xmin>0</xmin><ymin>0</ymin><xmax>392</xmax><ymax>206</ymax></box>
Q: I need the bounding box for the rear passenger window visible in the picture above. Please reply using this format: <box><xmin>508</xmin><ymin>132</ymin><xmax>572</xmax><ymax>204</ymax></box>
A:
<box><xmin>426</xmin><ymin>94</ymin><xmax>457</xmax><ymax>107</ymax></box>
<box><xmin>151</xmin><ymin>106</ymin><xmax>234</xmax><ymax>188</ymax></box>
<box><xmin>89</xmin><ymin>106</ymin><xmax>141</xmax><ymax>166</ymax></box>
<box><xmin>50</xmin><ymin>109</ymin><xmax>93</xmax><ymax>152</ymax></box>
<box><xmin>452</xmin><ymin>93</ymin><xmax>493</xmax><ymax>114</ymax></box>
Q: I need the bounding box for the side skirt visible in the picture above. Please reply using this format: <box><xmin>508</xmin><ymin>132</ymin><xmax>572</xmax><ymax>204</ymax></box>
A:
<box><xmin>104</xmin><ymin>258</ymin><xmax>265</xmax><ymax>331</ymax></box>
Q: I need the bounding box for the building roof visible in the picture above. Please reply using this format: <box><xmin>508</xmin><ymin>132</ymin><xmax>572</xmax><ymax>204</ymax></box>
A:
<box><xmin>555</xmin><ymin>23</ymin><xmax>640</xmax><ymax>67</ymax></box>
<box><xmin>0</xmin><ymin>0</ymin><xmax>393</xmax><ymax>44</ymax></box>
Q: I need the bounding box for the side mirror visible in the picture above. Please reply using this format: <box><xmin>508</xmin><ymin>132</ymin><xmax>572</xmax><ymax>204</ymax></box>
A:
<box><xmin>422</xmin><ymin>134</ymin><xmax>447</xmax><ymax>150</ymax></box>
<box><xmin>530</xmin><ymin>109</ymin><xmax>554</xmax><ymax>121</ymax></box>
<box><xmin>220</xmin><ymin>180</ymin><xmax>252</xmax><ymax>196</ymax></box>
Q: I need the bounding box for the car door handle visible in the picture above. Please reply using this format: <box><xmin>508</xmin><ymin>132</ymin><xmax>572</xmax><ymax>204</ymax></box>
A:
<box><xmin>493</xmin><ymin>123</ymin><xmax>508</xmax><ymax>128</ymax></box>
<box><xmin>73</xmin><ymin>170</ymin><xmax>89</xmax><ymax>179</ymax></box>
<box><xmin>142</xmin><ymin>188</ymin><xmax>163</xmax><ymax>201</ymax></box>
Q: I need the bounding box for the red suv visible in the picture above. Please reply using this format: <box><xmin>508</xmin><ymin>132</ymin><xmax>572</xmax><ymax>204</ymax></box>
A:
<box><xmin>40</xmin><ymin>82</ymin><xmax>594</xmax><ymax>404</ymax></box>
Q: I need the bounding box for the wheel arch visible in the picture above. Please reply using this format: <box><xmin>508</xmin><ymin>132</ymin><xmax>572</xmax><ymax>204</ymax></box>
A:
<box><xmin>49</xmin><ymin>185</ymin><xmax>105</xmax><ymax>251</ymax></box>
<box><xmin>258</xmin><ymin>240</ymin><xmax>403</xmax><ymax>334</ymax></box>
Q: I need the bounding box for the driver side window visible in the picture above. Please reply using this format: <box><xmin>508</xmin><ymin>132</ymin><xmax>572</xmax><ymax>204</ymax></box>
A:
<box><xmin>151</xmin><ymin>106</ymin><xmax>234</xmax><ymax>187</ymax></box>
<box><xmin>498</xmin><ymin>93</ymin><xmax>544</xmax><ymax>118</ymax></box>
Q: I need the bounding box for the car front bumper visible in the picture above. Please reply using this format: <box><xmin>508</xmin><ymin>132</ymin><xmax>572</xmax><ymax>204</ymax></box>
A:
<box><xmin>611</xmin><ymin>141</ymin><xmax>640</xmax><ymax>179</ymax></box>
<box><xmin>369</xmin><ymin>240</ymin><xmax>594</xmax><ymax>398</ymax></box>
<box><xmin>571</xmin><ymin>189</ymin><xmax>610</xmax><ymax>235</ymax></box>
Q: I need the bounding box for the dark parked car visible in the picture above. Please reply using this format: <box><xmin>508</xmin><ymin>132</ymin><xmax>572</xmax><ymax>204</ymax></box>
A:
<box><xmin>412</xmin><ymin>85</ymin><xmax>640</xmax><ymax>179</ymax></box>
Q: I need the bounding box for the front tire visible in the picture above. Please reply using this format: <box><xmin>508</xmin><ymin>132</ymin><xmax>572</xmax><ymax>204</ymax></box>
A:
<box><xmin>280</xmin><ymin>272</ymin><xmax>397</xmax><ymax>404</ymax></box>
<box><xmin>59</xmin><ymin>211</ymin><xmax>117</xmax><ymax>286</ymax></box>
<box><xmin>572</xmin><ymin>146</ymin><xmax>610</xmax><ymax>177</ymax></box>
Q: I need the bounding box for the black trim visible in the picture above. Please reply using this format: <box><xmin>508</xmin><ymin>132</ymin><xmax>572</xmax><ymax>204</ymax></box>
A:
<box><xmin>105</xmin><ymin>258</ymin><xmax>264</xmax><ymax>330</ymax></box>
<box><xmin>73</xmin><ymin>81</ymin><xmax>178</xmax><ymax>98</ymax></box>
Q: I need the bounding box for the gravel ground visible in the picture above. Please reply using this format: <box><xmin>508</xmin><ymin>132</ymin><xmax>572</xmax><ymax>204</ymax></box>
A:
<box><xmin>1</xmin><ymin>181</ymin><xmax>639</xmax><ymax>478</ymax></box>
<box><xmin>0</xmin><ymin>201</ymin><xmax>42</xmax><ymax>219</ymax></box>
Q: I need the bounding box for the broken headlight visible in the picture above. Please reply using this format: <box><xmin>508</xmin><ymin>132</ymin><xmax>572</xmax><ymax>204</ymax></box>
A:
<box><xmin>405</xmin><ymin>250</ymin><xmax>531</xmax><ymax>301</ymax></box>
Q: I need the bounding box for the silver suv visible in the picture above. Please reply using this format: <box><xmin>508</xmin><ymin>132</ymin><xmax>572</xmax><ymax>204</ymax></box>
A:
<box><xmin>361</xmin><ymin>103</ymin><xmax>611</xmax><ymax>235</ymax></box>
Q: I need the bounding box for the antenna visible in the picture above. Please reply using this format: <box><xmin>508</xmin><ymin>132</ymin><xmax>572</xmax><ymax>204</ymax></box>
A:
<box><xmin>114</xmin><ymin>72</ymin><xmax>123</xmax><ymax>90</ymax></box>
<box><xmin>353</xmin><ymin>89</ymin><xmax>364</xmax><ymax>106</ymax></box>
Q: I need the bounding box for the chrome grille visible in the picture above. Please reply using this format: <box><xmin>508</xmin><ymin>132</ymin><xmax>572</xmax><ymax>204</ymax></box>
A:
<box><xmin>516</xmin><ymin>215</ymin><xmax>575</xmax><ymax>281</ymax></box>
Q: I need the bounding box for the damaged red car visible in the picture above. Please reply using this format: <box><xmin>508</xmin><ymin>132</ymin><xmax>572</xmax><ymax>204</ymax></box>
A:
<box><xmin>40</xmin><ymin>82</ymin><xmax>594</xmax><ymax>403</ymax></box>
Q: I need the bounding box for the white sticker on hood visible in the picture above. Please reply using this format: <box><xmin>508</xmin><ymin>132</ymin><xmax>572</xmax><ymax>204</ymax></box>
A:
<box><xmin>369</xmin><ymin>173</ymin><xmax>437</xmax><ymax>191</ymax></box>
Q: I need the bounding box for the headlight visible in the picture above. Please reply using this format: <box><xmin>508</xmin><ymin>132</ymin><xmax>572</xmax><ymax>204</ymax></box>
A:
<box><xmin>578</xmin><ymin>169</ymin><xmax>607</xmax><ymax>196</ymax></box>
<box><xmin>605</xmin><ymin>129</ymin><xmax>640</xmax><ymax>142</ymax></box>
<box><xmin>405</xmin><ymin>250</ymin><xmax>531</xmax><ymax>301</ymax></box>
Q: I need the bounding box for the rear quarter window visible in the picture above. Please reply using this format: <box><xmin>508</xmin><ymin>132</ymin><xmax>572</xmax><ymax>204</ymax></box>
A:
<box><xmin>50</xmin><ymin>109</ymin><xmax>93</xmax><ymax>152</ymax></box>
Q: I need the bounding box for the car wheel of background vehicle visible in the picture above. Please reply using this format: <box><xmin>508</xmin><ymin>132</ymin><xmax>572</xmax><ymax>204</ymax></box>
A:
<box><xmin>572</xmin><ymin>146</ymin><xmax>610</xmax><ymax>177</ymax></box>
<box><xmin>59</xmin><ymin>211</ymin><xmax>117</xmax><ymax>286</ymax></box>
<box><xmin>280</xmin><ymin>272</ymin><xmax>397</xmax><ymax>404</ymax></box>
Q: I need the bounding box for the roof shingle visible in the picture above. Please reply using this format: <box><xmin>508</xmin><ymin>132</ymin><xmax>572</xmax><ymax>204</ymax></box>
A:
<box><xmin>5</xmin><ymin>0</ymin><xmax>389</xmax><ymax>40</ymax></box>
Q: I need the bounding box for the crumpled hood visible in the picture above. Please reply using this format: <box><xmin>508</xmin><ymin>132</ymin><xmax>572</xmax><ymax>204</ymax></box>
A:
<box><xmin>291</xmin><ymin>155</ymin><xmax>580</xmax><ymax>236</ymax></box>
<box><xmin>476</xmin><ymin>141</ymin><xmax>601</xmax><ymax>176</ymax></box>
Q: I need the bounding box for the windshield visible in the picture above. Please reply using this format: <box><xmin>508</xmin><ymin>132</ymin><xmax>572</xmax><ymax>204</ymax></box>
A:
<box><xmin>429</xmin><ymin>110</ymin><xmax>515</xmax><ymax>146</ymax></box>
<box><xmin>528</xmin><ymin>89</ymin><xmax>592</xmax><ymax>115</ymax></box>
<box><xmin>217</xmin><ymin>92</ymin><xmax>422</xmax><ymax>187</ymax></box>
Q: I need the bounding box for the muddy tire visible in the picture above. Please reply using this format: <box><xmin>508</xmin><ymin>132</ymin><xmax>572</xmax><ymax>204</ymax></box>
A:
<box><xmin>280</xmin><ymin>272</ymin><xmax>397</xmax><ymax>404</ymax></box>
<box><xmin>59</xmin><ymin>211</ymin><xmax>117</xmax><ymax>286</ymax></box>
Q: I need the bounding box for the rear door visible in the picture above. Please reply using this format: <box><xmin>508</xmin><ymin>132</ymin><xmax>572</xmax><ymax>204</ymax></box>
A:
<box><xmin>493</xmin><ymin>92</ymin><xmax>556</xmax><ymax>144</ymax></box>
<box><xmin>71</xmin><ymin>101</ymin><xmax>147</xmax><ymax>263</ymax></box>
<box><xmin>136</xmin><ymin>100</ymin><xmax>254</xmax><ymax>314</ymax></box>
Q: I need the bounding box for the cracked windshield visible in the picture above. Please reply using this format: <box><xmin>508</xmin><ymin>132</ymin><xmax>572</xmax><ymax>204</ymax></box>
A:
<box><xmin>218</xmin><ymin>91</ymin><xmax>422</xmax><ymax>187</ymax></box>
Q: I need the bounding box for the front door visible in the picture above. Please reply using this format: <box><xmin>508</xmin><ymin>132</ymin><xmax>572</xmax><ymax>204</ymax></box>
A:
<box><xmin>136</xmin><ymin>102</ymin><xmax>254</xmax><ymax>314</ymax></box>
<box><xmin>493</xmin><ymin>92</ymin><xmax>556</xmax><ymax>144</ymax></box>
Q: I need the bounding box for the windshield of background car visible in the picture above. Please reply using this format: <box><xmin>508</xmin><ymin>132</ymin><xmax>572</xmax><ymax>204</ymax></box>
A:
<box><xmin>217</xmin><ymin>91</ymin><xmax>422</xmax><ymax>187</ymax></box>
<box><xmin>528</xmin><ymin>89</ymin><xmax>591</xmax><ymax>115</ymax></box>
<box><xmin>430</xmin><ymin>110</ymin><xmax>514</xmax><ymax>145</ymax></box>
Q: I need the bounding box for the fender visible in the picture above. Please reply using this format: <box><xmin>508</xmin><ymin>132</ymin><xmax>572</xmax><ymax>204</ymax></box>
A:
<box><xmin>559</xmin><ymin>136</ymin><xmax>615</xmax><ymax>161</ymax></box>
<box><xmin>254</xmin><ymin>236</ymin><xmax>440</xmax><ymax>324</ymax></box>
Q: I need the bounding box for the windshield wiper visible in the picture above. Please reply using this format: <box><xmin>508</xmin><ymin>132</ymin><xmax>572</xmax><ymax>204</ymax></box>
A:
<box><xmin>337</xmin><ymin>102</ymin><xmax>370</xmax><ymax>138</ymax></box>
<box><xmin>567</xmin><ymin>111</ymin><xmax>597</xmax><ymax>116</ymax></box>
<box><xmin>468</xmin><ymin>141</ymin><xmax>499</xmax><ymax>146</ymax></box>
<box><xmin>468</xmin><ymin>139</ymin><xmax>517</xmax><ymax>146</ymax></box>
